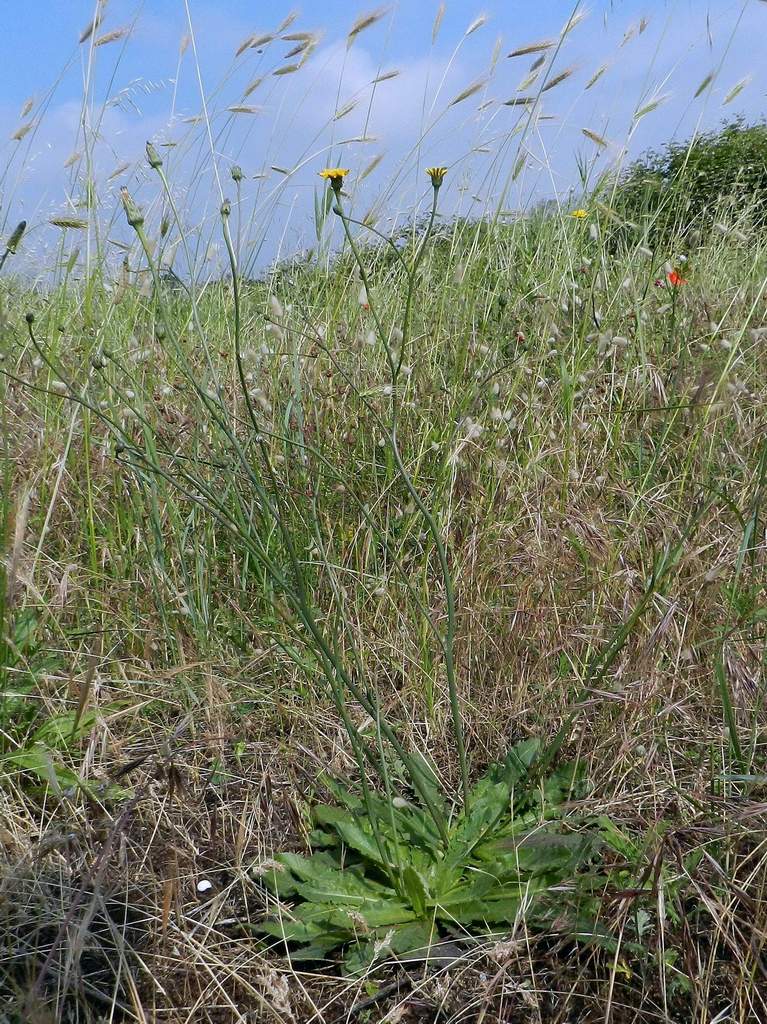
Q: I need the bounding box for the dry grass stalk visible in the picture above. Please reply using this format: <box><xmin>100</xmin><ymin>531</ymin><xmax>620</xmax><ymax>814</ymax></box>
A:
<box><xmin>432</xmin><ymin>2</ymin><xmax>446</xmax><ymax>43</ymax></box>
<box><xmin>541</xmin><ymin>65</ymin><xmax>577</xmax><ymax>93</ymax></box>
<box><xmin>465</xmin><ymin>14</ymin><xmax>488</xmax><ymax>36</ymax></box>
<box><xmin>372</xmin><ymin>69</ymin><xmax>400</xmax><ymax>84</ymax></box>
<box><xmin>450</xmin><ymin>78</ymin><xmax>488</xmax><ymax>107</ymax></box>
<box><xmin>348</xmin><ymin>7</ymin><xmax>389</xmax><ymax>43</ymax></box>
<box><xmin>79</xmin><ymin>7</ymin><xmax>104</xmax><ymax>44</ymax></box>
<box><xmin>95</xmin><ymin>27</ymin><xmax>130</xmax><ymax>46</ymax></box>
<box><xmin>5</xmin><ymin>485</ymin><xmax>35</xmax><ymax>613</ymax></box>
<box><xmin>507</xmin><ymin>39</ymin><xmax>556</xmax><ymax>58</ymax></box>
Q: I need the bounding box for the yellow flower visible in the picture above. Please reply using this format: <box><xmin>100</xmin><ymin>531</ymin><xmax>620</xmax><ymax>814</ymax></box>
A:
<box><xmin>570</xmin><ymin>208</ymin><xmax>588</xmax><ymax>219</ymax></box>
<box><xmin>426</xmin><ymin>166</ymin><xmax>448</xmax><ymax>188</ymax></box>
<box><xmin>319</xmin><ymin>167</ymin><xmax>350</xmax><ymax>192</ymax></box>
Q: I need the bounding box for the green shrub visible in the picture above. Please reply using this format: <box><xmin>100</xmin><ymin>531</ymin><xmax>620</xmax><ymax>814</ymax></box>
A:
<box><xmin>615</xmin><ymin>117</ymin><xmax>767</xmax><ymax>242</ymax></box>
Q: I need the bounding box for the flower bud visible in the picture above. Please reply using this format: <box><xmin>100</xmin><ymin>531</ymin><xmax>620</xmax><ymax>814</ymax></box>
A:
<box><xmin>146</xmin><ymin>141</ymin><xmax>163</xmax><ymax>169</ymax></box>
<box><xmin>120</xmin><ymin>187</ymin><xmax>144</xmax><ymax>229</ymax></box>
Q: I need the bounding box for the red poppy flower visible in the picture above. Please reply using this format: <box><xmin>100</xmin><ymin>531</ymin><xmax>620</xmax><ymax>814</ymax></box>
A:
<box><xmin>667</xmin><ymin>270</ymin><xmax>687</xmax><ymax>287</ymax></box>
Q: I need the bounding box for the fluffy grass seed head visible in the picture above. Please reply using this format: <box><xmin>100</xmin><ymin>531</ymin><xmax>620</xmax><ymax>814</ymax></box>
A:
<box><xmin>426</xmin><ymin>166</ymin><xmax>447</xmax><ymax>189</ymax></box>
<box><xmin>319</xmin><ymin>167</ymin><xmax>349</xmax><ymax>193</ymax></box>
<box><xmin>49</xmin><ymin>217</ymin><xmax>88</xmax><ymax>230</ymax></box>
<box><xmin>5</xmin><ymin>220</ymin><xmax>27</xmax><ymax>253</ymax></box>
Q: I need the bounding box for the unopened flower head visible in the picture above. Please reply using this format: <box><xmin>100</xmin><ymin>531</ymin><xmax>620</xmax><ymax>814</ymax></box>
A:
<box><xmin>426</xmin><ymin>166</ymin><xmax>447</xmax><ymax>189</ymax></box>
<box><xmin>145</xmin><ymin>140</ymin><xmax>163</xmax><ymax>170</ymax></box>
<box><xmin>319</xmin><ymin>167</ymin><xmax>349</xmax><ymax>193</ymax></box>
<box><xmin>120</xmin><ymin>187</ymin><xmax>144</xmax><ymax>229</ymax></box>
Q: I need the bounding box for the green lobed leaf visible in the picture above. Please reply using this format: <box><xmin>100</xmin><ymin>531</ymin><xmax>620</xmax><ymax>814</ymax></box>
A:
<box><xmin>277</xmin><ymin>851</ymin><xmax>392</xmax><ymax>904</ymax></box>
<box><xmin>313</xmin><ymin>804</ymin><xmax>394</xmax><ymax>870</ymax></box>
<box><xmin>435</xmin><ymin>780</ymin><xmax>511</xmax><ymax>891</ymax></box>
<box><xmin>476</xmin><ymin>828</ymin><xmax>599</xmax><ymax>875</ymax></box>
<box><xmin>326</xmin><ymin>900</ymin><xmax>417</xmax><ymax>930</ymax></box>
<box><xmin>343</xmin><ymin>920</ymin><xmax>440</xmax><ymax>976</ymax></box>
<box><xmin>401</xmin><ymin>865</ymin><xmax>428</xmax><ymax>916</ymax></box>
<box><xmin>321</xmin><ymin>776</ymin><xmax>443</xmax><ymax>855</ymax></box>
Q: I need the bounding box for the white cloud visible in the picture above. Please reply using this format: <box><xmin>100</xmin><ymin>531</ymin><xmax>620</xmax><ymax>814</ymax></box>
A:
<box><xmin>2</xmin><ymin>0</ymin><xmax>765</xmax><ymax>273</ymax></box>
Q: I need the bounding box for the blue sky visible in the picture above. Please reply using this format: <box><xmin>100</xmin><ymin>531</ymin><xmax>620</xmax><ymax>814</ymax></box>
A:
<box><xmin>2</xmin><ymin>1</ymin><xmax>765</xmax><ymax>273</ymax></box>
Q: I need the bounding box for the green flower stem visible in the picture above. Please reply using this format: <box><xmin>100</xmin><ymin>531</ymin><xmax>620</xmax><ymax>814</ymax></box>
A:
<box><xmin>221</xmin><ymin>201</ymin><xmax>403</xmax><ymax>879</ymax></box>
<box><xmin>333</xmin><ymin>186</ymin><xmax>471</xmax><ymax>809</ymax></box>
<box><xmin>120</xmin><ymin>179</ymin><xmax>451</xmax><ymax>844</ymax></box>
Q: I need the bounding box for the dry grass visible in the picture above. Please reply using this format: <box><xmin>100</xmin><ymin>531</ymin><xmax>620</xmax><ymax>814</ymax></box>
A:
<box><xmin>3</xmin><ymin>214</ymin><xmax>767</xmax><ymax>1020</ymax></box>
<box><xmin>3</xmin><ymin>2</ymin><xmax>767</xmax><ymax>1020</ymax></box>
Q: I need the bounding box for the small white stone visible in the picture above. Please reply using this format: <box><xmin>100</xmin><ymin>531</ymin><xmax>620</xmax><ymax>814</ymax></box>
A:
<box><xmin>197</xmin><ymin>880</ymin><xmax>213</xmax><ymax>894</ymax></box>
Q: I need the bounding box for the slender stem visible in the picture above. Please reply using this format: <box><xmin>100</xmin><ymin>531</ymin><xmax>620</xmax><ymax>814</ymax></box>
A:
<box><xmin>221</xmin><ymin>200</ymin><xmax>403</xmax><ymax>877</ymax></box>
<box><xmin>333</xmin><ymin>185</ymin><xmax>471</xmax><ymax>808</ymax></box>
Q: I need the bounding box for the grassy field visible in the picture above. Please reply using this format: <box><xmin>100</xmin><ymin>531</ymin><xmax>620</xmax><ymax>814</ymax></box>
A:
<box><xmin>3</xmin><ymin>6</ymin><xmax>767</xmax><ymax>1023</ymax></box>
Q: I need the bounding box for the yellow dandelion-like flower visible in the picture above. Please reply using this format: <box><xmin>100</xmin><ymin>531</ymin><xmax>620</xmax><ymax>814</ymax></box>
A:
<box><xmin>319</xmin><ymin>167</ymin><xmax>349</xmax><ymax>192</ymax></box>
<box><xmin>570</xmin><ymin>208</ymin><xmax>588</xmax><ymax>219</ymax></box>
<box><xmin>426</xmin><ymin>166</ymin><xmax>448</xmax><ymax>188</ymax></box>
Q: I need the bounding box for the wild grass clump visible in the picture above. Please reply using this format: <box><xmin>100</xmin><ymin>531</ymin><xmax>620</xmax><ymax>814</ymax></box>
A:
<box><xmin>3</xmin><ymin>3</ymin><xmax>767</xmax><ymax>1021</ymax></box>
<box><xmin>4</xmin><ymin>175</ymin><xmax>767</xmax><ymax>1017</ymax></box>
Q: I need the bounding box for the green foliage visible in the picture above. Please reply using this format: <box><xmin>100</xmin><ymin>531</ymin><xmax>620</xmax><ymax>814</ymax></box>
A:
<box><xmin>0</xmin><ymin>610</ymin><xmax>61</xmax><ymax>743</ymax></box>
<box><xmin>615</xmin><ymin>117</ymin><xmax>767</xmax><ymax>241</ymax></box>
<box><xmin>0</xmin><ymin>611</ymin><xmax>120</xmax><ymax>798</ymax></box>
<box><xmin>257</xmin><ymin>739</ymin><xmax>609</xmax><ymax>973</ymax></box>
